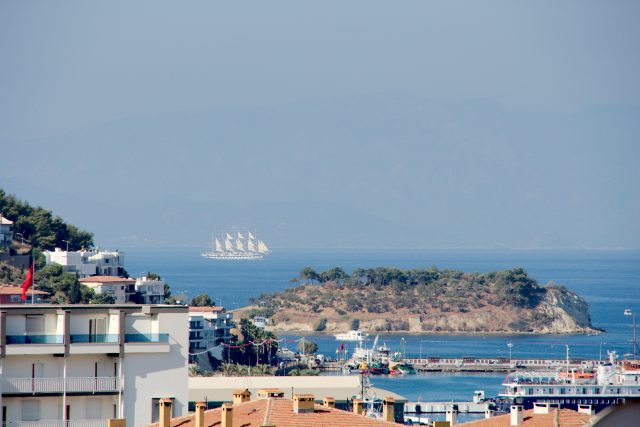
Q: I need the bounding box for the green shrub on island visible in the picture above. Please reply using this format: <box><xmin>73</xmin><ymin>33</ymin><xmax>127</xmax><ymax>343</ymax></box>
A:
<box><xmin>0</xmin><ymin>189</ymin><xmax>94</xmax><ymax>251</ymax></box>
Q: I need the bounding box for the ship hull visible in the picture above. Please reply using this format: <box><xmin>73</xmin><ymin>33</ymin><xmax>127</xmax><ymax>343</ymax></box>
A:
<box><xmin>495</xmin><ymin>395</ymin><xmax>633</xmax><ymax>414</ymax></box>
<box><xmin>201</xmin><ymin>253</ymin><xmax>268</xmax><ymax>260</ymax></box>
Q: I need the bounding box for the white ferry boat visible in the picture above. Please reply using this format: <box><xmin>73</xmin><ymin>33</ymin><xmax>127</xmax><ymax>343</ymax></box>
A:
<box><xmin>497</xmin><ymin>351</ymin><xmax>640</xmax><ymax>413</ymax></box>
<box><xmin>201</xmin><ymin>230</ymin><xmax>270</xmax><ymax>260</ymax></box>
<box><xmin>335</xmin><ymin>330</ymin><xmax>368</xmax><ymax>342</ymax></box>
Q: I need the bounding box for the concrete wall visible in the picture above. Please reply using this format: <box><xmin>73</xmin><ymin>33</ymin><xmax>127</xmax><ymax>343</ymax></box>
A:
<box><xmin>123</xmin><ymin>311</ymin><xmax>188</xmax><ymax>426</ymax></box>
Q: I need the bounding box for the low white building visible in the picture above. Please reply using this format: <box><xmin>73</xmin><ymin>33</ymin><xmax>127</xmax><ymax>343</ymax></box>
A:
<box><xmin>0</xmin><ymin>216</ymin><xmax>12</xmax><ymax>248</ymax></box>
<box><xmin>188</xmin><ymin>307</ymin><xmax>234</xmax><ymax>368</ymax></box>
<box><xmin>43</xmin><ymin>248</ymin><xmax>125</xmax><ymax>278</ymax></box>
<box><xmin>79</xmin><ymin>276</ymin><xmax>136</xmax><ymax>304</ymax></box>
<box><xmin>0</xmin><ymin>303</ymin><xmax>189</xmax><ymax>426</ymax></box>
<box><xmin>134</xmin><ymin>276</ymin><xmax>166</xmax><ymax>304</ymax></box>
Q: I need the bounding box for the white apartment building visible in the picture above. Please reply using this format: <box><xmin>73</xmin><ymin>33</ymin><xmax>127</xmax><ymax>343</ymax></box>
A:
<box><xmin>134</xmin><ymin>277</ymin><xmax>166</xmax><ymax>304</ymax></box>
<box><xmin>78</xmin><ymin>277</ymin><xmax>136</xmax><ymax>304</ymax></box>
<box><xmin>0</xmin><ymin>216</ymin><xmax>13</xmax><ymax>248</ymax></box>
<box><xmin>43</xmin><ymin>249</ymin><xmax>125</xmax><ymax>278</ymax></box>
<box><xmin>188</xmin><ymin>307</ymin><xmax>234</xmax><ymax>368</ymax></box>
<box><xmin>0</xmin><ymin>304</ymin><xmax>188</xmax><ymax>427</ymax></box>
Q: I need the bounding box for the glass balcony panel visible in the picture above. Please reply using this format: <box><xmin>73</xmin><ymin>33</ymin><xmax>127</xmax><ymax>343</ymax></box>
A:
<box><xmin>70</xmin><ymin>334</ymin><xmax>119</xmax><ymax>343</ymax></box>
<box><xmin>124</xmin><ymin>333</ymin><xmax>169</xmax><ymax>343</ymax></box>
<box><xmin>6</xmin><ymin>335</ymin><xmax>63</xmax><ymax>344</ymax></box>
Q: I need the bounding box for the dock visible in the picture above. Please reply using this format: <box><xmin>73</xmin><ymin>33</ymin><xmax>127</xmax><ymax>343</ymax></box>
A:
<box><xmin>320</xmin><ymin>357</ymin><xmax>594</xmax><ymax>373</ymax></box>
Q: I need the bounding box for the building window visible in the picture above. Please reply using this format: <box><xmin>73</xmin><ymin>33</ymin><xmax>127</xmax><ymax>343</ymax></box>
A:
<box><xmin>21</xmin><ymin>400</ymin><xmax>40</xmax><ymax>421</ymax></box>
<box><xmin>151</xmin><ymin>398</ymin><xmax>175</xmax><ymax>422</ymax></box>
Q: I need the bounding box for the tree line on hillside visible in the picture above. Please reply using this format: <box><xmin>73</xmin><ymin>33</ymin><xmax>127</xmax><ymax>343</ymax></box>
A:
<box><xmin>0</xmin><ymin>189</ymin><xmax>94</xmax><ymax>251</ymax></box>
<box><xmin>250</xmin><ymin>266</ymin><xmax>549</xmax><ymax>314</ymax></box>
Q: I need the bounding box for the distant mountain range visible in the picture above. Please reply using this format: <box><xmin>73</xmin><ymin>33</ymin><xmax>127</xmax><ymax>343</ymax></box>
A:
<box><xmin>2</xmin><ymin>95</ymin><xmax>639</xmax><ymax>248</ymax></box>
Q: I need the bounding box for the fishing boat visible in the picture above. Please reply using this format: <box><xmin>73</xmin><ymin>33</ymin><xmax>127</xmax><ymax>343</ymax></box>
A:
<box><xmin>201</xmin><ymin>230</ymin><xmax>270</xmax><ymax>260</ymax></box>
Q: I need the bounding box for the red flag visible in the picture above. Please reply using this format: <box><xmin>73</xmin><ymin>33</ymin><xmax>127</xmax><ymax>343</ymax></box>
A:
<box><xmin>21</xmin><ymin>262</ymin><xmax>34</xmax><ymax>301</ymax></box>
<box><xmin>340</xmin><ymin>342</ymin><xmax>345</xmax><ymax>351</ymax></box>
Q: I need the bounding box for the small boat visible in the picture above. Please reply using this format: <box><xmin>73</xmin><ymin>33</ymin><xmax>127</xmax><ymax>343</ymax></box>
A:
<box><xmin>389</xmin><ymin>361</ymin><xmax>416</xmax><ymax>375</ymax></box>
<box><xmin>334</xmin><ymin>330</ymin><xmax>368</xmax><ymax>342</ymax></box>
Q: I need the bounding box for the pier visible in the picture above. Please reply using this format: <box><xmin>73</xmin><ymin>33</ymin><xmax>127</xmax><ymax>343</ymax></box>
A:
<box><xmin>320</xmin><ymin>357</ymin><xmax>594</xmax><ymax>373</ymax></box>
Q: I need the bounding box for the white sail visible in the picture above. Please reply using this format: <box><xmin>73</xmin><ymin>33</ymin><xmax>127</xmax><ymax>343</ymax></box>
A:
<box><xmin>225</xmin><ymin>238</ymin><xmax>234</xmax><ymax>251</ymax></box>
<box><xmin>226</xmin><ymin>232</ymin><xmax>233</xmax><ymax>240</ymax></box>
<box><xmin>257</xmin><ymin>240</ymin><xmax>270</xmax><ymax>253</ymax></box>
<box><xmin>236</xmin><ymin>238</ymin><xmax>245</xmax><ymax>252</ymax></box>
<box><xmin>247</xmin><ymin>239</ymin><xmax>257</xmax><ymax>252</ymax></box>
<box><xmin>248</xmin><ymin>232</ymin><xmax>256</xmax><ymax>240</ymax></box>
<box><xmin>237</xmin><ymin>232</ymin><xmax>244</xmax><ymax>240</ymax></box>
<box><xmin>215</xmin><ymin>238</ymin><xmax>223</xmax><ymax>252</ymax></box>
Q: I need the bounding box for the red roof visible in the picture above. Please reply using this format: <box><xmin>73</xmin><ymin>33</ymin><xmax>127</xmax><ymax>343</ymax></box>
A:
<box><xmin>79</xmin><ymin>276</ymin><xmax>135</xmax><ymax>284</ymax></box>
<box><xmin>188</xmin><ymin>306</ymin><xmax>225</xmax><ymax>312</ymax></box>
<box><xmin>146</xmin><ymin>398</ymin><xmax>398</xmax><ymax>427</ymax></box>
<box><xmin>461</xmin><ymin>409</ymin><xmax>592</xmax><ymax>426</ymax></box>
<box><xmin>0</xmin><ymin>286</ymin><xmax>49</xmax><ymax>295</ymax></box>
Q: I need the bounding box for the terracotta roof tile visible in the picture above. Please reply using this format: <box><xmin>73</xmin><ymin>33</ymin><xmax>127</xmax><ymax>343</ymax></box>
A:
<box><xmin>461</xmin><ymin>408</ymin><xmax>592</xmax><ymax>426</ymax></box>
<box><xmin>0</xmin><ymin>286</ymin><xmax>49</xmax><ymax>295</ymax></box>
<box><xmin>188</xmin><ymin>306</ymin><xmax>225</xmax><ymax>312</ymax></box>
<box><xmin>146</xmin><ymin>398</ymin><xmax>399</xmax><ymax>427</ymax></box>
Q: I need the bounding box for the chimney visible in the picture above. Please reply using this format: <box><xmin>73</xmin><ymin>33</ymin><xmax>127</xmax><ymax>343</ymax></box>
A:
<box><xmin>221</xmin><ymin>403</ymin><xmax>233</xmax><ymax>427</ymax></box>
<box><xmin>446</xmin><ymin>406</ymin><xmax>457</xmax><ymax>426</ymax></box>
<box><xmin>534</xmin><ymin>402</ymin><xmax>550</xmax><ymax>414</ymax></box>
<box><xmin>510</xmin><ymin>405</ymin><xmax>523</xmax><ymax>426</ymax></box>
<box><xmin>352</xmin><ymin>398</ymin><xmax>363</xmax><ymax>415</ymax></box>
<box><xmin>323</xmin><ymin>396</ymin><xmax>335</xmax><ymax>408</ymax></box>
<box><xmin>159</xmin><ymin>398</ymin><xmax>173</xmax><ymax>427</ymax></box>
<box><xmin>383</xmin><ymin>397</ymin><xmax>395</xmax><ymax>422</ymax></box>
<box><xmin>578</xmin><ymin>404</ymin><xmax>595</xmax><ymax>415</ymax></box>
<box><xmin>195</xmin><ymin>402</ymin><xmax>205</xmax><ymax>427</ymax></box>
<box><xmin>293</xmin><ymin>394</ymin><xmax>315</xmax><ymax>414</ymax></box>
<box><xmin>233</xmin><ymin>388</ymin><xmax>252</xmax><ymax>405</ymax></box>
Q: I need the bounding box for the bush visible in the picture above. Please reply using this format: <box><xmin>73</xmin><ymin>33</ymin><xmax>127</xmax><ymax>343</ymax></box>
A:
<box><xmin>313</xmin><ymin>318</ymin><xmax>327</xmax><ymax>332</ymax></box>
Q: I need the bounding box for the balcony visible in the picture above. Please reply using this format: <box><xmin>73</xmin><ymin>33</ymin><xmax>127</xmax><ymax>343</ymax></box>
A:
<box><xmin>3</xmin><ymin>376</ymin><xmax>120</xmax><ymax>395</ymax></box>
<box><xmin>69</xmin><ymin>334</ymin><xmax>119</xmax><ymax>343</ymax></box>
<box><xmin>5</xmin><ymin>335</ymin><xmax>65</xmax><ymax>356</ymax></box>
<box><xmin>7</xmin><ymin>421</ymin><xmax>107</xmax><ymax>427</ymax></box>
<box><xmin>6</xmin><ymin>335</ymin><xmax>63</xmax><ymax>344</ymax></box>
<box><xmin>124</xmin><ymin>333</ymin><xmax>169</xmax><ymax>343</ymax></box>
<box><xmin>124</xmin><ymin>333</ymin><xmax>170</xmax><ymax>353</ymax></box>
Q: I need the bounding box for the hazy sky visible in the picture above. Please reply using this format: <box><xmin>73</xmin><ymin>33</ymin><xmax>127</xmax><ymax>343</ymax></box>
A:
<box><xmin>1</xmin><ymin>1</ymin><xmax>639</xmax><ymax>248</ymax></box>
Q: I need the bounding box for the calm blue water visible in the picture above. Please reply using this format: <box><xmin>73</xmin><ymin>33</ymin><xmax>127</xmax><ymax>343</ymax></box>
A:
<box><xmin>124</xmin><ymin>248</ymin><xmax>640</xmax><ymax>401</ymax></box>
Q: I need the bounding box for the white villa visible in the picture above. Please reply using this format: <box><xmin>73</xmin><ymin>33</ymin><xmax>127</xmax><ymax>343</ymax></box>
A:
<box><xmin>134</xmin><ymin>276</ymin><xmax>166</xmax><ymax>304</ymax></box>
<box><xmin>43</xmin><ymin>248</ymin><xmax>126</xmax><ymax>278</ymax></box>
<box><xmin>0</xmin><ymin>216</ymin><xmax>12</xmax><ymax>248</ymax></box>
<box><xmin>188</xmin><ymin>307</ymin><xmax>234</xmax><ymax>368</ymax></box>
<box><xmin>78</xmin><ymin>276</ymin><xmax>136</xmax><ymax>304</ymax></box>
<box><xmin>0</xmin><ymin>303</ymin><xmax>188</xmax><ymax>426</ymax></box>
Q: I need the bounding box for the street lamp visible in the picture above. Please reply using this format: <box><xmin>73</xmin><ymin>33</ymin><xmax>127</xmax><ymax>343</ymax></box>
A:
<box><xmin>624</xmin><ymin>309</ymin><xmax>638</xmax><ymax>359</ymax></box>
<box><xmin>507</xmin><ymin>342</ymin><xmax>513</xmax><ymax>366</ymax></box>
<box><xmin>61</xmin><ymin>239</ymin><xmax>70</xmax><ymax>252</ymax></box>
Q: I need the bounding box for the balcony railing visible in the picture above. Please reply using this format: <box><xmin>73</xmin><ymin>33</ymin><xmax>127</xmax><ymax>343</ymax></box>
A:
<box><xmin>6</xmin><ymin>335</ymin><xmax>63</xmax><ymax>344</ymax></box>
<box><xmin>7</xmin><ymin>420</ymin><xmax>108</xmax><ymax>427</ymax></box>
<box><xmin>3</xmin><ymin>376</ymin><xmax>120</xmax><ymax>394</ymax></box>
<box><xmin>124</xmin><ymin>333</ymin><xmax>169</xmax><ymax>343</ymax></box>
<box><xmin>70</xmin><ymin>334</ymin><xmax>119</xmax><ymax>343</ymax></box>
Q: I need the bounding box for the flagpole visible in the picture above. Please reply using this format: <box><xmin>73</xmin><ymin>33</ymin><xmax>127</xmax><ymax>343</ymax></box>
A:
<box><xmin>31</xmin><ymin>259</ymin><xmax>35</xmax><ymax>305</ymax></box>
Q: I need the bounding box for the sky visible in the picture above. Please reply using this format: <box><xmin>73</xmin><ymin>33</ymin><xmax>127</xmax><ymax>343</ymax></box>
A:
<box><xmin>1</xmin><ymin>1</ymin><xmax>639</xmax><ymax>249</ymax></box>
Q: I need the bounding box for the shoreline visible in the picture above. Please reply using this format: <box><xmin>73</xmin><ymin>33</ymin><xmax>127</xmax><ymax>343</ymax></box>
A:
<box><xmin>267</xmin><ymin>328</ymin><xmax>604</xmax><ymax>337</ymax></box>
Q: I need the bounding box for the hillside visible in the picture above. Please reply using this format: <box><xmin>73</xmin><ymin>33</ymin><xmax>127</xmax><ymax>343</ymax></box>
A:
<box><xmin>239</xmin><ymin>267</ymin><xmax>597</xmax><ymax>334</ymax></box>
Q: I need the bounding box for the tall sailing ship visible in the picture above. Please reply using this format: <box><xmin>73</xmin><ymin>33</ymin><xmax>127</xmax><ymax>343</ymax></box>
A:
<box><xmin>201</xmin><ymin>230</ymin><xmax>270</xmax><ymax>260</ymax></box>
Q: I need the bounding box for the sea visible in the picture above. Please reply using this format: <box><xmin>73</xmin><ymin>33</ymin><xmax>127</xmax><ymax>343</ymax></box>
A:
<box><xmin>124</xmin><ymin>247</ymin><xmax>640</xmax><ymax>414</ymax></box>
